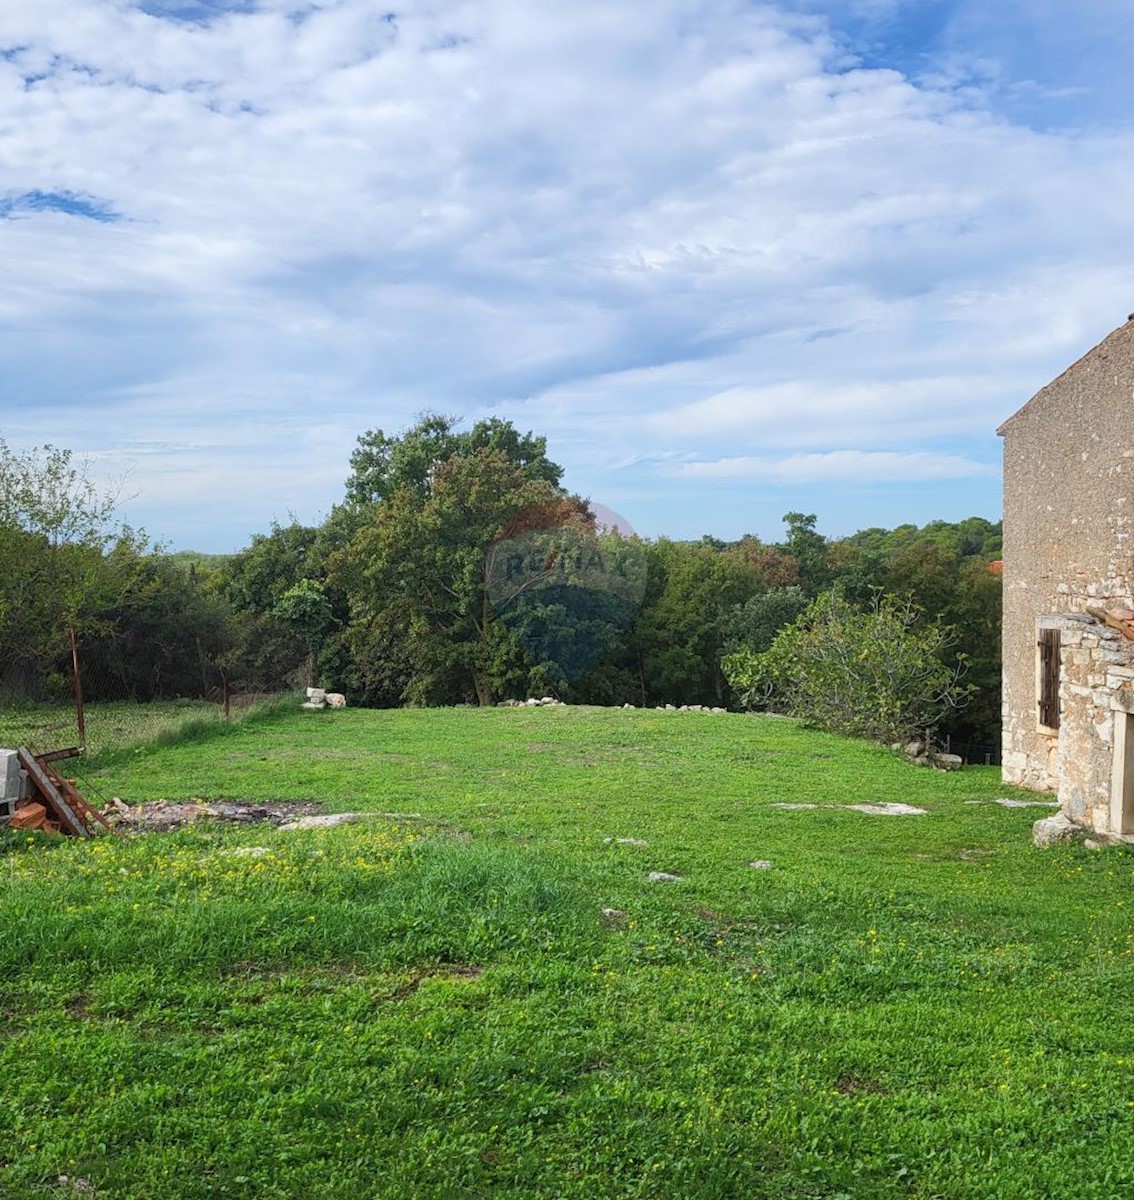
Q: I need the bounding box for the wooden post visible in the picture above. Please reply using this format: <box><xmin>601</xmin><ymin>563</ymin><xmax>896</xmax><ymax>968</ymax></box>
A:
<box><xmin>1110</xmin><ymin>706</ymin><xmax>1134</xmax><ymax>835</ymax></box>
<box><xmin>70</xmin><ymin>627</ymin><xmax>87</xmax><ymax>749</ymax></box>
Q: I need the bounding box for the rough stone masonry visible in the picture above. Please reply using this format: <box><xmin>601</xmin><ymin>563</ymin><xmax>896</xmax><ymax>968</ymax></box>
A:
<box><xmin>999</xmin><ymin>316</ymin><xmax>1134</xmax><ymax>838</ymax></box>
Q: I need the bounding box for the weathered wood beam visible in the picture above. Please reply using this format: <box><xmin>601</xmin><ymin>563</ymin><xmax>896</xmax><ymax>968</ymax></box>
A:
<box><xmin>16</xmin><ymin>749</ymin><xmax>90</xmax><ymax>838</ymax></box>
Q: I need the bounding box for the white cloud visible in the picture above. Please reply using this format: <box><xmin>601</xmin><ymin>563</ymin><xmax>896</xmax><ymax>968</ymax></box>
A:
<box><xmin>671</xmin><ymin>450</ymin><xmax>998</xmax><ymax>484</ymax></box>
<box><xmin>1</xmin><ymin>0</ymin><xmax>1133</xmax><ymax>546</ymax></box>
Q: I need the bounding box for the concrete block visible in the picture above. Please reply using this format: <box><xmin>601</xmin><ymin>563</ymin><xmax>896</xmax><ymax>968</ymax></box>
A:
<box><xmin>1</xmin><ymin>750</ymin><xmax>27</xmax><ymax>804</ymax></box>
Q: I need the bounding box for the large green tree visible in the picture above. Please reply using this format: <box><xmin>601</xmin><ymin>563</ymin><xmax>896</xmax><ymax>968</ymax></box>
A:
<box><xmin>629</xmin><ymin>539</ymin><xmax>762</xmax><ymax>706</ymax></box>
<box><xmin>333</xmin><ymin>449</ymin><xmax>580</xmax><ymax>706</ymax></box>
<box><xmin>345</xmin><ymin>414</ymin><xmax>562</xmax><ymax>508</ymax></box>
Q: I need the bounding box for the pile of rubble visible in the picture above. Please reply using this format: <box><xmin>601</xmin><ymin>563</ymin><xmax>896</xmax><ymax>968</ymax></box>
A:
<box><xmin>1</xmin><ymin>747</ymin><xmax>110</xmax><ymax>837</ymax></box>
<box><xmin>497</xmin><ymin>699</ymin><xmax>730</xmax><ymax>712</ymax></box>
<box><xmin>301</xmin><ymin>687</ymin><xmax>347</xmax><ymax>711</ymax></box>
<box><xmin>649</xmin><ymin>704</ymin><xmax>728</xmax><ymax>714</ymax></box>
<box><xmin>104</xmin><ymin>799</ymin><xmax>324</xmax><ymax>832</ymax></box>
<box><xmin>893</xmin><ymin>739</ymin><xmax>964</xmax><ymax>771</ymax></box>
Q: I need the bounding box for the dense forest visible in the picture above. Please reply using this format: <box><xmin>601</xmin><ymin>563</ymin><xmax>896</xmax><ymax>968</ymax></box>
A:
<box><xmin>0</xmin><ymin>423</ymin><xmax>1002</xmax><ymax>749</ymax></box>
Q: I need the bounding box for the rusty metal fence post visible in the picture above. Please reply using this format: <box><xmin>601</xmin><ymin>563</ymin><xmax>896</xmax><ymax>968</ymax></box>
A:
<box><xmin>70</xmin><ymin>627</ymin><xmax>87</xmax><ymax>750</ymax></box>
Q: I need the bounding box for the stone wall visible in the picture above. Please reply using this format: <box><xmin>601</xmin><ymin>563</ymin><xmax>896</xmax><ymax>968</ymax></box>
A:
<box><xmin>1000</xmin><ymin>319</ymin><xmax>1134</xmax><ymax>801</ymax></box>
<box><xmin>1054</xmin><ymin>617</ymin><xmax>1134</xmax><ymax>831</ymax></box>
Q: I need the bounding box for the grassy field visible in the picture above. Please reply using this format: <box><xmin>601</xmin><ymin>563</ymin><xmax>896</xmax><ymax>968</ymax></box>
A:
<box><xmin>2</xmin><ymin>705</ymin><xmax>1132</xmax><ymax>1199</ymax></box>
<box><xmin>0</xmin><ymin>697</ymin><xmax>292</xmax><ymax>760</ymax></box>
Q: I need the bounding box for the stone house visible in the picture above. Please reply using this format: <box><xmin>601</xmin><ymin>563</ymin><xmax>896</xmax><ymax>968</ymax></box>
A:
<box><xmin>999</xmin><ymin>318</ymin><xmax>1134</xmax><ymax>835</ymax></box>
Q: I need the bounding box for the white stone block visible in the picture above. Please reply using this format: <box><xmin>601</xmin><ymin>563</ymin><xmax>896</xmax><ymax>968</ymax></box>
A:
<box><xmin>1003</xmin><ymin>750</ymin><xmax>1027</xmax><ymax>770</ymax></box>
<box><xmin>1033</xmin><ymin>812</ymin><xmax>1084</xmax><ymax>849</ymax></box>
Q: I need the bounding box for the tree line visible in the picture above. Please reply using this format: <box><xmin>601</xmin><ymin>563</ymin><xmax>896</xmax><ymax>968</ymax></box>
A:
<box><xmin>0</xmin><ymin>424</ymin><xmax>1002</xmax><ymax>748</ymax></box>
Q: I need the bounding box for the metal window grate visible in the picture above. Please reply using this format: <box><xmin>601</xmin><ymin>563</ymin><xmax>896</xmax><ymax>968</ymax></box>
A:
<box><xmin>1038</xmin><ymin>628</ymin><xmax>1061</xmax><ymax>729</ymax></box>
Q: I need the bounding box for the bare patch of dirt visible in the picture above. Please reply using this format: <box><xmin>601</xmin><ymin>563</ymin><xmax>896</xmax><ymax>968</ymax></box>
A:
<box><xmin>106</xmin><ymin>799</ymin><xmax>324</xmax><ymax>833</ymax></box>
<box><xmin>65</xmin><ymin>994</ymin><xmax>91</xmax><ymax>1020</ymax></box>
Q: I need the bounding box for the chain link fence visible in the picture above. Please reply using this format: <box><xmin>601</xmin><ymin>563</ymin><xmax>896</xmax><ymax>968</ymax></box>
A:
<box><xmin>1</xmin><ymin>631</ymin><xmax>295</xmax><ymax>814</ymax></box>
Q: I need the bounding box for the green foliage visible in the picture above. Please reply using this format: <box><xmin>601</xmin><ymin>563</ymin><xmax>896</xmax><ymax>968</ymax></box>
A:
<box><xmin>334</xmin><ymin>449</ymin><xmax>571</xmax><ymax>705</ymax></box>
<box><xmin>627</xmin><ymin>539</ymin><xmax>762</xmax><ymax>706</ymax></box>
<box><xmin>725</xmin><ymin>591</ymin><xmax>969</xmax><ymax>744</ymax></box>
<box><xmin>778</xmin><ymin>511</ymin><xmax>832</xmax><ymax>596</ymax></box>
<box><xmin>486</xmin><ymin>520</ymin><xmax>648</xmax><ymax>695</ymax></box>
<box><xmin>345</xmin><ymin>413</ymin><xmax>563</xmax><ymax>508</ymax></box>
<box><xmin>0</xmin><ymin>440</ymin><xmax>123</xmax><ymax>549</ymax></box>
<box><xmin>1</xmin><ymin>431</ymin><xmax>1005</xmax><ymax>745</ymax></box>
<box><xmin>0</xmin><ymin>442</ymin><xmax>146</xmax><ymax>697</ymax></box>
<box><xmin>222</xmin><ymin>520</ymin><xmax>322</xmax><ymax>613</ymax></box>
<box><xmin>270</xmin><ymin>578</ymin><xmax>336</xmax><ymax>688</ymax></box>
<box><xmin>843</xmin><ymin>516</ymin><xmax>1002</xmax><ymax>561</ymax></box>
<box><xmin>719</xmin><ymin>585</ymin><xmax>810</xmax><ymax>657</ymax></box>
<box><xmin>79</xmin><ymin>553</ymin><xmax>234</xmax><ymax>701</ymax></box>
<box><xmin>164</xmin><ymin>550</ymin><xmax>230</xmax><ymax>582</ymax></box>
<box><xmin>330</xmin><ymin>416</ymin><xmax>578</xmax><ymax>705</ymax></box>
<box><xmin>216</xmin><ymin>523</ymin><xmax>347</xmax><ymax>693</ymax></box>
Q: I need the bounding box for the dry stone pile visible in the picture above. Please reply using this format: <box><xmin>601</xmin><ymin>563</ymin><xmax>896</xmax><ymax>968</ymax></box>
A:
<box><xmin>497</xmin><ymin>699</ymin><xmax>728</xmax><ymax>712</ymax></box>
<box><xmin>892</xmin><ymin>739</ymin><xmax>964</xmax><ymax>771</ymax></box>
<box><xmin>655</xmin><ymin>704</ymin><xmax>727</xmax><ymax>714</ymax></box>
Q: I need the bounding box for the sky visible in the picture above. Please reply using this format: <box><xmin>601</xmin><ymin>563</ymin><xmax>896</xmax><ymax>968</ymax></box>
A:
<box><xmin>2</xmin><ymin>0</ymin><xmax>1133</xmax><ymax>552</ymax></box>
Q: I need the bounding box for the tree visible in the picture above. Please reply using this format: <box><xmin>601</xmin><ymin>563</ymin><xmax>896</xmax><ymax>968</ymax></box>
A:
<box><xmin>79</xmin><ymin>551</ymin><xmax>234</xmax><ymax>701</ymax></box>
<box><xmin>722</xmin><ymin>592</ymin><xmax>969</xmax><ymax>745</ymax></box>
<box><xmin>630</xmin><ymin>540</ymin><xmax>762</xmax><ymax>705</ymax></box>
<box><xmin>0</xmin><ymin>441</ymin><xmax>137</xmax><ymax>696</ymax></box>
<box><xmin>719</xmin><ymin>586</ymin><xmax>809</xmax><ymax>658</ymax></box>
<box><xmin>778</xmin><ymin>512</ymin><xmax>831</xmax><ymax>596</ymax></box>
<box><xmin>487</xmin><ymin>514</ymin><xmax>647</xmax><ymax>692</ymax></box>
<box><xmin>0</xmin><ymin>440</ymin><xmax>122</xmax><ymax>549</ymax></box>
<box><xmin>274</xmin><ymin>579</ymin><xmax>337</xmax><ymax>687</ymax></box>
<box><xmin>345</xmin><ymin>414</ymin><xmax>562</xmax><ymax>508</ymax></box>
<box><xmin>221</xmin><ymin>521</ymin><xmax>321</xmax><ymax>613</ymax></box>
<box><xmin>332</xmin><ymin>449</ymin><xmax>576</xmax><ymax>706</ymax></box>
<box><xmin>729</xmin><ymin>536</ymin><xmax>801</xmax><ymax>590</ymax></box>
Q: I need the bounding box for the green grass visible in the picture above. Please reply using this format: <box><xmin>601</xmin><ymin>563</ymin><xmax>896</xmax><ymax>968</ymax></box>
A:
<box><xmin>0</xmin><ymin>696</ymin><xmax>295</xmax><ymax>760</ymax></box>
<box><xmin>3</xmin><ymin>706</ymin><xmax>1133</xmax><ymax>1199</ymax></box>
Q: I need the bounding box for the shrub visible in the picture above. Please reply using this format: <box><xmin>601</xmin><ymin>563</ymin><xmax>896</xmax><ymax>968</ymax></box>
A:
<box><xmin>722</xmin><ymin>591</ymin><xmax>969</xmax><ymax>744</ymax></box>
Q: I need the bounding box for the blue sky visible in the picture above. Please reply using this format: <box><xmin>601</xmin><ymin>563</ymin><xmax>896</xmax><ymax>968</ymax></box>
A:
<box><xmin>2</xmin><ymin>0</ymin><xmax>1133</xmax><ymax>551</ymax></box>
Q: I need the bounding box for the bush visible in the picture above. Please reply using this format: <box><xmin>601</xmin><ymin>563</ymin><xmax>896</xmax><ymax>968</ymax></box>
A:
<box><xmin>722</xmin><ymin>591</ymin><xmax>969</xmax><ymax>744</ymax></box>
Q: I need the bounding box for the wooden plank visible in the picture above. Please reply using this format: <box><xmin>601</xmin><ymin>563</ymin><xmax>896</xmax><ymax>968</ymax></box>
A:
<box><xmin>58</xmin><ymin>775</ymin><xmax>112</xmax><ymax>833</ymax></box>
<box><xmin>36</xmin><ymin>747</ymin><xmax>82</xmax><ymax>764</ymax></box>
<box><xmin>16</xmin><ymin>749</ymin><xmax>90</xmax><ymax>838</ymax></box>
<box><xmin>1087</xmin><ymin>605</ymin><xmax>1134</xmax><ymax>640</ymax></box>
